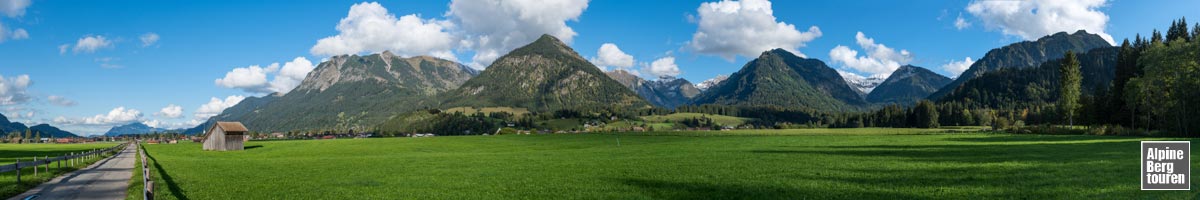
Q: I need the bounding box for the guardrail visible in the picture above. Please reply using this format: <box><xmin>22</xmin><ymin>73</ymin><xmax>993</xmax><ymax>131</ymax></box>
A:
<box><xmin>139</xmin><ymin>142</ymin><xmax>154</xmax><ymax>200</ymax></box>
<box><xmin>0</xmin><ymin>142</ymin><xmax>129</xmax><ymax>183</ymax></box>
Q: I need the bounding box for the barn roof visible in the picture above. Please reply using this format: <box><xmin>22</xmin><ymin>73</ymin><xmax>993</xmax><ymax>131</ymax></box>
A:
<box><xmin>215</xmin><ymin>121</ymin><xmax>248</xmax><ymax>132</ymax></box>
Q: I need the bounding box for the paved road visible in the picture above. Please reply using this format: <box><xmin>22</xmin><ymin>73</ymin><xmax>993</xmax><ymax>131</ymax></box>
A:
<box><xmin>9</xmin><ymin>145</ymin><xmax>135</xmax><ymax>200</ymax></box>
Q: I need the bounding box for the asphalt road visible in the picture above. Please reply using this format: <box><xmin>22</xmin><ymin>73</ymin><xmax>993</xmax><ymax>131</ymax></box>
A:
<box><xmin>9</xmin><ymin>145</ymin><xmax>134</xmax><ymax>200</ymax></box>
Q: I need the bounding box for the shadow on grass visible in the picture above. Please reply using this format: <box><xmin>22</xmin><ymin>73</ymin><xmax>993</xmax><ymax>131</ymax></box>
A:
<box><xmin>746</xmin><ymin>136</ymin><xmax>1197</xmax><ymax>198</ymax></box>
<box><xmin>618</xmin><ymin>178</ymin><xmax>922</xmax><ymax>199</ymax></box>
<box><xmin>244</xmin><ymin>145</ymin><xmax>263</xmax><ymax>150</ymax></box>
<box><xmin>143</xmin><ymin>149</ymin><xmax>189</xmax><ymax>200</ymax></box>
<box><xmin>943</xmin><ymin>134</ymin><xmax>1150</xmax><ymax>143</ymax></box>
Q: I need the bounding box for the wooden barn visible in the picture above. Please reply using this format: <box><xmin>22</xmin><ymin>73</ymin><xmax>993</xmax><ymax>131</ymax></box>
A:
<box><xmin>203</xmin><ymin>121</ymin><xmax>248</xmax><ymax>151</ymax></box>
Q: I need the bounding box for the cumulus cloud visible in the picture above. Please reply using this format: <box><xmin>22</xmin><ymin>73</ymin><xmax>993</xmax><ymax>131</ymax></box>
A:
<box><xmin>194</xmin><ymin>95</ymin><xmax>245</xmax><ymax>119</ymax></box>
<box><xmin>829</xmin><ymin>32</ymin><xmax>913</xmax><ymax>77</ymax></box>
<box><xmin>448</xmin><ymin>0</ymin><xmax>590</xmax><ymax>69</ymax></box>
<box><xmin>645</xmin><ymin>56</ymin><xmax>682</xmax><ymax>78</ymax></box>
<box><xmin>156</xmin><ymin>104</ymin><xmax>183</xmax><ymax>118</ymax></box>
<box><xmin>215</xmin><ymin>57</ymin><xmax>314</xmax><ymax>94</ymax></box>
<box><xmin>82</xmin><ymin>107</ymin><xmax>142</xmax><ymax>125</ymax></box>
<box><xmin>954</xmin><ymin>13</ymin><xmax>971</xmax><ymax>30</ymax></box>
<box><xmin>590</xmin><ymin>43</ymin><xmax>634</xmax><ymax>70</ymax></box>
<box><xmin>0</xmin><ymin>73</ymin><xmax>32</xmax><ymax>105</ymax></box>
<box><xmin>310</xmin><ymin>2</ymin><xmax>458</xmax><ymax>60</ymax></box>
<box><xmin>71</xmin><ymin>35</ymin><xmax>113</xmax><ymax>53</ymax></box>
<box><xmin>0</xmin><ymin>0</ymin><xmax>30</xmax><ymax>18</ymax></box>
<box><xmin>214</xmin><ymin>65</ymin><xmax>271</xmax><ymax>93</ymax></box>
<box><xmin>966</xmin><ymin>0</ymin><xmax>1114</xmax><ymax>44</ymax></box>
<box><xmin>687</xmin><ymin>0</ymin><xmax>822</xmax><ymax>60</ymax></box>
<box><xmin>941</xmin><ymin>57</ymin><xmax>975</xmax><ymax>78</ymax></box>
<box><xmin>47</xmin><ymin>95</ymin><xmax>76</xmax><ymax>106</ymax></box>
<box><xmin>140</xmin><ymin>32</ymin><xmax>159</xmax><ymax>47</ymax></box>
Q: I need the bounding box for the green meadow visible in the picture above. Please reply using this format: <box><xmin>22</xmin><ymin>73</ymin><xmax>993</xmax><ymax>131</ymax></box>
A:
<box><xmin>1</xmin><ymin>143</ymin><xmax>123</xmax><ymax>198</ymax></box>
<box><xmin>137</xmin><ymin>129</ymin><xmax>1198</xmax><ymax>199</ymax></box>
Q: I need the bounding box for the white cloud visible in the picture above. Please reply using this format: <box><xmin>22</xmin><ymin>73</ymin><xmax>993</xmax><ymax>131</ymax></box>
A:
<box><xmin>590</xmin><ymin>43</ymin><xmax>634</xmax><ymax>70</ymax></box>
<box><xmin>140</xmin><ymin>32</ymin><xmax>160</xmax><ymax>47</ymax></box>
<box><xmin>58</xmin><ymin>44</ymin><xmax>69</xmax><ymax>54</ymax></box>
<box><xmin>966</xmin><ymin>0</ymin><xmax>1114</xmax><ymax>44</ymax></box>
<box><xmin>0</xmin><ymin>73</ymin><xmax>32</xmax><ymax>105</ymax></box>
<box><xmin>0</xmin><ymin>0</ymin><xmax>31</xmax><ymax>18</ymax></box>
<box><xmin>53</xmin><ymin>116</ymin><xmax>74</xmax><ymax>124</ymax></box>
<box><xmin>645</xmin><ymin>56</ymin><xmax>681</xmax><ymax>77</ymax></box>
<box><xmin>214</xmin><ymin>65</ymin><xmax>271</xmax><ymax>93</ymax></box>
<box><xmin>828</xmin><ymin>32</ymin><xmax>912</xmax><ymax>77</ymax></box>
<box><xmin>72</xmin><ymin>35</ymin><xmax>113</xmax><ymax>53</ymax></box>
<box><xmin>95</xmin><ymin>57</ymin><xmax>122</xmax><ymax>69</ymax></box>
<box><xmin>687</xmin><ymin>0</ymin><xmax>821</xmax><ymax>60</ymax></box>
<box><xmin>216</xmin><ymin>57</ymin><xmax>314</xmax><ymax>95</ymax></box>
<box><xmin>311</xmin><ymin>2</ymin><xmax>458</xmax><ymax>61</ymax></box>
<box><xmin>941</xmin><ymin>57</ymin><xmax>975</xmax><ymax>78</ymax></box>
<box><xmin>47</xmin><ymin>95</ymin><xmax>76</xmax><ymax>106</ymax></box>
<box><xmin>82</xmin><ymin>107</ymin><xmax>142</xmax><ymax>125</ymax></box>
<box><xmin>954</xmin><ymin>13</ymin><xmax>971</xmax><ymax>30</ymax></box>
<box><xmin>448</xmin><ymin>0</ymin><xmax>590</xmax><ymax>69</ymax></box>
<box><xmin>194</xmin><ymin>95</ymin><xmax>245</xmax><ymax>119</ymax></box>
<box><xmin>156</xmin><ymin>104</ymin><xmax>183</xmax><ymax>118</ymax></box>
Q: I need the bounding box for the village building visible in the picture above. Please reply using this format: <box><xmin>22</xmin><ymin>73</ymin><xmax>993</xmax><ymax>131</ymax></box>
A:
<box><xmin>202</xmin><ymin>121</ymin><xmax>249</xmax><ymax>151</ymax></box>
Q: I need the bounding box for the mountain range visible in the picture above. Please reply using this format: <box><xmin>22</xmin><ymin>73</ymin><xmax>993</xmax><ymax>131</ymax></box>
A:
<box><xmin>185</xmin><ymin>30</ymin><xmax>1124</xmax><ymax>133</ymax></box>
<box><xmin>605</xmin><ymin>70</ymin><xmax>701</xmax><ymax>109</ymax></box>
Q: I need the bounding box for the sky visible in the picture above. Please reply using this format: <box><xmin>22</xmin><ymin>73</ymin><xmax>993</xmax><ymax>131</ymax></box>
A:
<box><xmin>0</xmin><ymin>0</ymin><xmax>1197</xmax><ymax>135</ymax></box>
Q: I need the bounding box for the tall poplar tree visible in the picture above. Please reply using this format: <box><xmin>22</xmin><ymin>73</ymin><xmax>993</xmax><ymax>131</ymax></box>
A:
<box><xmin>1059</xmin><ymin>51</ymin><xmax>1082</xmax><ymax>126</ymax></box>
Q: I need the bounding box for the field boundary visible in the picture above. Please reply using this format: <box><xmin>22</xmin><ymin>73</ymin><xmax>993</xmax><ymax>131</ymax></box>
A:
<box><xmin>138</xmin><ymin>142</ymin><xmax>155</xmax><ymax>200</ymax></box>
<box><xmin>0</xmin><ymin>142</ymin><xmax>128</xmax><ymax>183</ymax></box>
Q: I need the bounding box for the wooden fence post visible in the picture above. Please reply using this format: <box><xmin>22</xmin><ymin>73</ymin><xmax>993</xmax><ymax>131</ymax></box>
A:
<box><xmin>32</xmin><ymin>157</ymin><xmax>37</xmax><ymax>177</ymax></box>
<box><xmin>44</xmin><ymin>156</ymin><xmax>49</xmax><ymax>172</ymax></box>
<box><xmin>14</xmin><ymin>158</ymin><xmax>19</xmax><ymax>183</ymax></box>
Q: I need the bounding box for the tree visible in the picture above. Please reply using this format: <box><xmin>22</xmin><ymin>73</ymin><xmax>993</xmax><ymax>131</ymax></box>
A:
<box><xmin>1058</xmin><ymin>50</ymin><xmax>1082</xmax><ymax>126</ymax></box>
<box><xmin>911</xmin><ymin>100</ymin><xmax>939</xmax><ymax>128</ymax></box>
<box><xmin>1152</xmin><ymin>29</ymin><xmax>1164</xmax><ymax>44</ymax></box>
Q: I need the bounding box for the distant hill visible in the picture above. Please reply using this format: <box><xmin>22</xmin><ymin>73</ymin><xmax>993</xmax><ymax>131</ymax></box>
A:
<box><xmin>605</xmin><ymin>70</ymin><xmax>700</xmax><ymax>109</ymax></box>
<box><xmin>937</xmin><ymin>47</ymin><xmax>1119</xmax><ymax>108</ymax></box>
<box><xmin>439</xmin><ymin>34</ymin><xmax>651</xmax><ymax>112</ymax></box>
<box><xmin>0</xmin><ymin>113</ymin><xmax>28</xmax><ymax>134</ymax></box>
<box><xmin>29</xmin><ymin>124</ymin><xmax>80</xmax><ymax>138</ymax></box>
<box><xmin>866</xmin><ymin>65</ymin><xmax>952</xmax><ymax>105</ymax></box>
<box><xmin>691</xmin><ymin>49</ymin><xmax>867</xmax><ymax>112</ymax></box>
<box><xmin>1</xmin><ymin>113</ymin><xmax>78</xmax><ymax>137</ymax></box>
<box><xmin>929</xmin><ymin>30</ymin><xmax>1112</xmax><ymax>100</ymax></box>
<box><xmin>190</xmin><ymin>52</ymin><xmax>477</xmax><ymax>133</ymax></box>
<box><xmin>104</xmin><ymin>122</ymin><xmax>168</xmax><ymax>136</ymax></box>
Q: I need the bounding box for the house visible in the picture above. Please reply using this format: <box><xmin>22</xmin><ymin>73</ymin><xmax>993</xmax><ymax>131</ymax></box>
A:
<box><xmin>202</xmin><ymin>121</ymin><xmax>249</xmax><ymax>151</ymax></box>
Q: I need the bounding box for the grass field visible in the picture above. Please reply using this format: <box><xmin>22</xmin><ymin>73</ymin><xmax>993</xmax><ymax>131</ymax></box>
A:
<box><xmin>138</xmin><ymin>129</ymin><xmax>1199</xmax><ymax>199</ymax></box>
<box><xmin>1</xmin><ymin>143</ymin><xmax>123</xmax><ymax>198</ymax></box>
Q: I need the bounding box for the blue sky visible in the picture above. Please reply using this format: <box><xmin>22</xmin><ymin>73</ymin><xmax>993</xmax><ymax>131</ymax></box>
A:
<box><xmin>0</xmin><ymin>0</ymin><xmax>1197</xmax><ymax>135</ymax></box>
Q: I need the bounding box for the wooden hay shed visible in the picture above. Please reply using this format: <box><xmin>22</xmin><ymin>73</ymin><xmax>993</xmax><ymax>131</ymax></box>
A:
<box><xmin>203</xmin><ymin>121</ymin><xmax>248</xmax><ymax>151</ymax></box>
